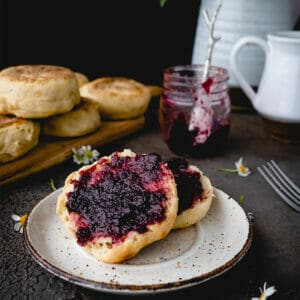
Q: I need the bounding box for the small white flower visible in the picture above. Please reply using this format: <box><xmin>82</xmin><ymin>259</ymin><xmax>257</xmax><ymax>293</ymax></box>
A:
<box><xmin>12</xmin><ymin>214</ymin><xmax>28</xmax><ymax>234</ymax></box>
<box><xmin>72</xmin><ymin>145</ymin><xmax>99</xmax><ymax>165</ymax></box>
<box><xmin>235</xmin><ymin>157</ymin><xmax>251</xmax><ymax>177</ymax></box>
<box><xmin>252</xmin><ymin>282</ymin><xmax>277</xmax><ymax>300</ymax></box>
<box><xmin>218</xmin><ymin>157</ymin><xmax>251</xmax><ymax>177</ymax></box>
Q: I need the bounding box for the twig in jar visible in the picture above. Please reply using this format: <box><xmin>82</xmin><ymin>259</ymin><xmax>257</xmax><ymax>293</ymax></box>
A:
<box><xmin>202</xmin><ymin>2</ymin><xmax>222</xmax><ymax>82</ymax></box>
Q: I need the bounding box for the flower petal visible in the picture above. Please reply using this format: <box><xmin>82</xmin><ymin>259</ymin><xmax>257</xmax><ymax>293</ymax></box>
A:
<box><xmin>238</xmin><ymin>170</ymin><xmax>251</xmax><ymax>177</ymax></box>
<box><xmin>235</xmin><ymin>157</ymin><xmax>243</xmax><ymax>167</ymax></box>
<box><xmin>14</xmin><ymin>223</ymin><xmax>21</xmax><ymax>232</ymax></box>
<box><xmin>92</xmin><ymin>150</ymin><xmax>99</xmax><ymax>159</ymax></box>
<box><xmin>11</xmin><ymin>214</ymin><xmax>20</xmax><ymax>221</ymax></box>
<box><xmin>265</xmin><ymin>286</ymin><xmax>276</xmax><ymax>297</ymax></box>
<box><xmin>19</xmin><ymin>226</ymin><xmax>24</xmax><ymax>234</ymax></box>
<box><xmin>263</xmin><ymin>282</ymin><xmax>267</xmax><ymax>290</ymax></box>
<box><xmin>77</xmin><ymin>148</ymin><xmax>84</xmax><ymax>156</ymax></box>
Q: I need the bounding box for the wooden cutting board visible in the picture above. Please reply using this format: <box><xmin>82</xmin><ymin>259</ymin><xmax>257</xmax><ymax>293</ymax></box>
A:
<box><xmin>0</xmin><ymin>116</ymin><xmax>145</xmax><ymax>187</ymax></box>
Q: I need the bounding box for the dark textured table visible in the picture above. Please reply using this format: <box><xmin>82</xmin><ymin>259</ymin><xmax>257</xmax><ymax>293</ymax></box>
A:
<box><xmin>1</xmin><ymin>113</ymin><xmax>299</xmax><ymax>300</ymax></box>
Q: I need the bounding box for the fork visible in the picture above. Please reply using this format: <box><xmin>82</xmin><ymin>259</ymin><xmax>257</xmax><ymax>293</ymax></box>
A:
<box><xmin>257</xmin><ymin>160</ymin><xmax>300</xmax><ymax>213</ymax></box>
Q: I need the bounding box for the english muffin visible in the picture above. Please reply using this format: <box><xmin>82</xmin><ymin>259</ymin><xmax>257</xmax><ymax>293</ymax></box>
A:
<box><xmin>75</xmin><ymin>72</ymin><xmax>89</xmax><ymax>87</ymax></box>
<box><xmin>0</xmin><ymin>65</ymin><xmax>80</xmax><ymax>118</ymax></box>
<box><xmin>147</xmin><ymin>85</ymin><xmax>162</xmax><ymax>97</ymax></box>
<box><xmin>57</xmin><ymin>149</ymin><xmax>178</xmax><ymax>263</ymax></box>
<box><xmin>80</xmin><ymin>77</ymin><xmax>151</xmax><ymax>120</ymax></box>
<box><xmin>167</xmin><ymin>158</ymin><xmax>213</xmax><ymax>229</ymax></box>
<box><xmin>42</xmin><ymin>102</ymin><xmax>101</xmax><ymax>137</ymax></box>
<box><xmin>0</xmin><ymin>115</ymin><xmax>40</xmax><ymax>163</ymax></box>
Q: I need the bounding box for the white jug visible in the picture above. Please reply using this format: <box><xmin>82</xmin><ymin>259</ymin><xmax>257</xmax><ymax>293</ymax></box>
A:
<box><xmin>230</xmin><ymin>31</ymin><xmax>300</xmax><ymax>123</ymax></box>
<box><xmin>192</xmin><ymin>0</ymin><xmax>300</xmax><ymax>87</ymax></box>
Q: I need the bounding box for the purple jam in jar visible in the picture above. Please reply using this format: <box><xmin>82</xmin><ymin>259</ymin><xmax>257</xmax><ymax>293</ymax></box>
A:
<box><xmin>159</xmin><ymin>65</ymin><xmax>231</xmax><ymax>157</ymax></box>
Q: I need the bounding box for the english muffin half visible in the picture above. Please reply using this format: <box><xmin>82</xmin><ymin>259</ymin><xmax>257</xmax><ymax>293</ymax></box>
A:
<box><xmin>57</xmin><ymin>149</ymin><xmax>178</xmax><ymax>263</ymax></box>
<box><xmin>0</xmin><ymin>115</ymin><xmax>40</xmax><ymax>163</ymax></box>
<box><xmin>80</xmin><ymin>77</ymin><xmax>151</xmax><ymax>120</ymax></box>
<box><xmin>75</xmin><ymin>72</ymin><xmax>89</xmax><ymax>87</ymax></box>
<box><xmin>147</xmin><ymin>85</ymin><xmax>162</xmax><ymax>97</ymax></box>
<box><xmin>42</xmin><ymin>102</ymin><xmax>101</xmax><ymax>137</ymax></box>
<box><xmin>0</xmin><ymin>65</ymin><xmax>80</xmax><ymax>118</ymax></box>
<box><xmin>167</xmin><ymin>158</ymin><xmax>213</xmax><ymax>229</ymax></box>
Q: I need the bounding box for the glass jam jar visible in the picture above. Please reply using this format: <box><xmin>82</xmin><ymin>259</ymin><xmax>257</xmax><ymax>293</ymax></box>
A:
<box><xmin>159</xmin><ymin>65</ymin><xmax>230</xmax><ymax>157</ymax></box>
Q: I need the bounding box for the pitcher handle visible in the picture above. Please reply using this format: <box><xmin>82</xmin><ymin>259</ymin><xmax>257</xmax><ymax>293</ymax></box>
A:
<box><xmin>230</xmin><ymin>36</ymin><xmax>269</xmax><ymax>103</ymax></box>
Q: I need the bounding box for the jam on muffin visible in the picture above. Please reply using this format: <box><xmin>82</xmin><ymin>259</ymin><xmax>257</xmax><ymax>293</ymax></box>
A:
<box><xmin>167</xmin><ymin>158</ymin><xmax>213</xmax><ymax>229</ymax></box>
<box><xmin>57</xmin><ymin>149</ymin><xmax>178</xmax><ymax>263</ymax></box>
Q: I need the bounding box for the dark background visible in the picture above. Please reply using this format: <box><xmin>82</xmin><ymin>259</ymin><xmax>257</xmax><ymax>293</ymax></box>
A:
<box><xmin>0</xmin><ymin>0</ymin><xmax>201</xmax><ymax>85</ymax></box>
<box><xmin>1</xmin><ymin>2</ymin><xmax>300</xmax><ymax>299</ymax></box>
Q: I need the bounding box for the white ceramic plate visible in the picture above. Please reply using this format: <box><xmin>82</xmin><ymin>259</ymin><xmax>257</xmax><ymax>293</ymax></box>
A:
<box><xmin>24</xmin><ymin>187</ymin><xmax>253</xmax><ymax>295</ymax></box>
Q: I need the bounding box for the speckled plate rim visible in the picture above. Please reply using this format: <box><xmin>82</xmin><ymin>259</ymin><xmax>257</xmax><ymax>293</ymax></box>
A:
<box><xmin>24</xmin><ymin>187</ymin><xmax>253</xmax><ymax>295</ymax></box>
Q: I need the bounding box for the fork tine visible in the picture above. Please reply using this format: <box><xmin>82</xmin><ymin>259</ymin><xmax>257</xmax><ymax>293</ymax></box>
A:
<box><xmin>267</xmin><ymin>162</ymin><xmax>300</xmax><ymax>204</ymax></box>
<box><xmin>257</xmin><ymin>167</ymin><xmax>300</xmax><ymax>213</ymax></box>
<box><xmin>271</xmin><ymin>160</ymin><xmax>300</xmax><ymax>194</ymax></box>
<box><xmin>262</xmin><ymin>165</ymin><xmax>300</xmax><ymax>206</ymax></box>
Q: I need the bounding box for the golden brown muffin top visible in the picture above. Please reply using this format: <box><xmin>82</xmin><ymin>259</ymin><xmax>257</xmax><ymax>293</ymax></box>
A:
<box><xmin>75</xmin><ymin>72</ymin><xmax>89</xmax><ymax>87</ymax></box>
<box><xmin>90</xmin><ymin>77</ymin><xmax>147</xmax><ymax>96</ymax></box>
<box><xmin>0</xmin><ymin>65</ymin><xmax>75</xmax><ymax>84</ymax></box>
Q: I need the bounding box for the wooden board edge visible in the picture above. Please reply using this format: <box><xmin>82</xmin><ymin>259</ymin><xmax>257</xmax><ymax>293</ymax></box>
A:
<box><xmin>0</xmin><ymin>117</ymin><xmax>145</xmax><ymax>187</ymax></box>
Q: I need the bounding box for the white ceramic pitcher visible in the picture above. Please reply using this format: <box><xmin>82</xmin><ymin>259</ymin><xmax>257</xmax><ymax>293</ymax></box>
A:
<box><xmin>230</xmin><ymin>31</ymin><xmax>300</xmax><ymax>123</ymax></box>
<box><xmin>192</xmin><ymin>0</ymin><xmax>300</xmax><ymax>87</ymax></box>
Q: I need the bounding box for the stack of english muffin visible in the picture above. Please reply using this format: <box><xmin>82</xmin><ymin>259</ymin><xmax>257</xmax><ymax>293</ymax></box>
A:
<box><xmin>0</xmin><ymin>65</ymin><xmax>155</xmax><ymax>164</ymax></box>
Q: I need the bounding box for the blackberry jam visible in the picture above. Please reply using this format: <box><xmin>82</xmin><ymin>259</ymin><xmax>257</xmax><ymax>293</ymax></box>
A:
<box><xmin>66</xmin><ymin>153</ymin><xmax>169</xmax><ymax>245</ymax></box>
<box><xmin>159</xmin><ymin>65</ymin><xmax>231</xmax><ymax>157</ymax></box>
<box><xmin>167</xmin><ymin>157</ymin><xmax>202</xmax><ymax>214</ymax></box>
